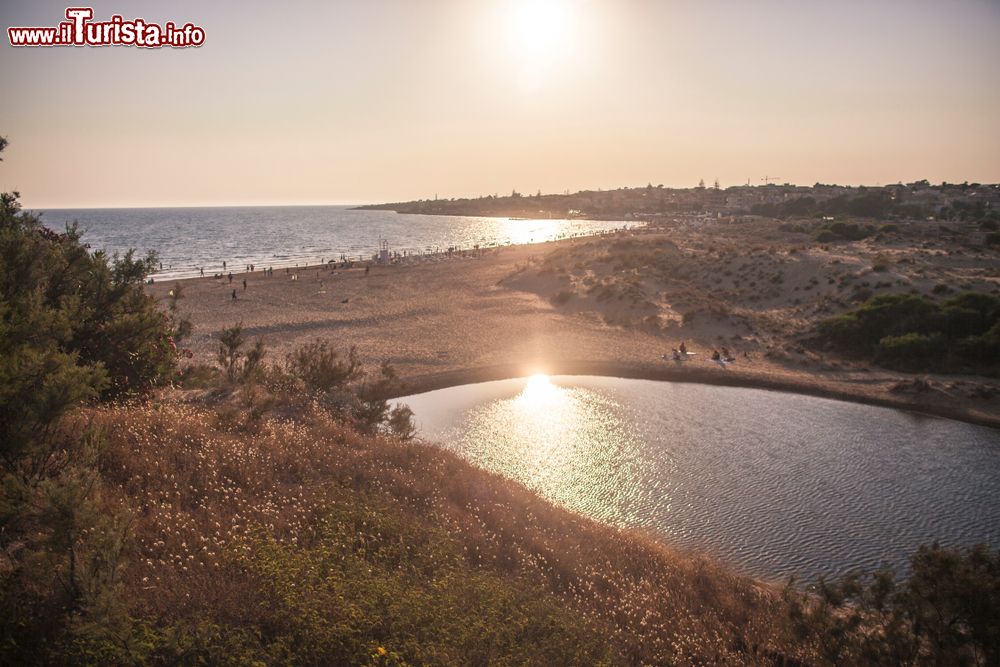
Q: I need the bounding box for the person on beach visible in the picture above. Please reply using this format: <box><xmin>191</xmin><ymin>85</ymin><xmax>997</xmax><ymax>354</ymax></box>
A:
<box><xmin>679</xmin><ymin>341</ymin><xmax>687</xmax><ymax>355</ymax></box>
<box><xmin>231</xmin><ymin>289</ymin><xmax>237</xmax><ymax>301</ymax></box>
<box><xmin>223</xmin><ymin>261</ymin><xmax>226</xmax><ymax>270</ymax></box>
<box><xmin>200</xmin><ymin>267</ymin><xmax>204</xmax><ymax>277</ymax></box>
<box><xmin>228</xmin><ymin>272</ymin><xmax>233</xmax><ymax>284</ymax></box>
<box><xmin>242</xmin><ymin>279</ymin><xmax>247</xmax><ymax>291</ymax></box>
<box><xmin>711</xmin><ymin>349</ymin><xmax>721</xmax><ymax>362</ymax></box>
<box><xmin>365</xmin><ymin>265</ymin><xmax>370</xmax><ymax>276</ymax></box>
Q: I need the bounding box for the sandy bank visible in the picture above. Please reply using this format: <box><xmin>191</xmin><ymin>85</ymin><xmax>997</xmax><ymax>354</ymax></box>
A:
<box><xmin>150</xmin><ymin>231</ymin><xmax>1000</xmax><ymax>430</ymax></box>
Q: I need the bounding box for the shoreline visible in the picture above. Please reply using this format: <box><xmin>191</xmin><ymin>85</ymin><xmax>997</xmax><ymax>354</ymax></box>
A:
<box><xmin>389</xmin><ymin>360</ymin><xmax>1000</xmax><ymax>430</ymax></box>
<box><xmin>142</xmin><ymin>216</ymin><xmax>641</xmax><ymax>282</ymax></box>
<box><xmin>153</xmin><ymin>229</ymin><xmax>999</xmax><ymax>433</ymax></box>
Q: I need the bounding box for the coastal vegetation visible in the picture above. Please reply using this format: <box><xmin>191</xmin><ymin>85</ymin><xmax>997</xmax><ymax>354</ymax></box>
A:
<box><xmin>2</xmin><ymin>138</ymin><xmax>999</xmax><ymax>664</ymax></box>
<box><xmin>358</xmin><ymin>181</ymin><xmax>1000</xmax><ymax>224</ymax></box>
<box><xmin>818</xmin><ymin>292</ymin><xmax>1000</xmax><ymax>375</ymax></box>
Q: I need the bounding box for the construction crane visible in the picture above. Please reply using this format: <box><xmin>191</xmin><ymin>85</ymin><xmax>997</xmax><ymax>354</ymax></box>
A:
<box><xmin>761</xmin><ymin>176</ymin><xmax>782</xmax><ymax>185</ymax></box>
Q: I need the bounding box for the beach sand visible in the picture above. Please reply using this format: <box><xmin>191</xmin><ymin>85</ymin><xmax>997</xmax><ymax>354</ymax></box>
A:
<box><xmin>149</xmin><ymin>230</ymin><xmax>1000</xmax><ymax>428</ymax></box>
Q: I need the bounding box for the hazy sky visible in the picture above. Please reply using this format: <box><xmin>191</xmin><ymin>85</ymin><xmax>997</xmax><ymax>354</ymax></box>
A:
<box><xmin>2</xmin><ymin>0</ymin><xmax>999</xmax><ymax>207</ymax></box>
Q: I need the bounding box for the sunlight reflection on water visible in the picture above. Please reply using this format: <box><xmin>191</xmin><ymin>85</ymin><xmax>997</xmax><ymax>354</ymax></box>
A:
<box><xmin>461</xmin><ymin>375</ymin><xmax>653</xmax><ymax>526</ymax></box>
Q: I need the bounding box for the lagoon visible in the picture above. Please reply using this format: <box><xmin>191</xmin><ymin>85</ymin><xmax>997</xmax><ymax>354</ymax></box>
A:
<box><xmin>399</xmin><ymin>375</ymin><xmax>1000</xmax><ymax>581</ymax></box>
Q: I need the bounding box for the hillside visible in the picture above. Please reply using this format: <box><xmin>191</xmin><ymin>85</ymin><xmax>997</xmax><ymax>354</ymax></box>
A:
<box><xmin>4</xmin><ymin>154</ymin><xmax>999</xmax><ymax>664</ymax></box>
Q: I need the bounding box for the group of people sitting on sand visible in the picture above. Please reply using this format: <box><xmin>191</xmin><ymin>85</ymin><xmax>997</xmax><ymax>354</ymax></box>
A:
<box><xmin>710</xmin><ymin>347</ymin><xmax>737</xmax><ymax>363</ymax></box>
<box><xmin>669</xmin><ymin>341</ymin><xmax>739</xmax><ymax>364</ymax></box>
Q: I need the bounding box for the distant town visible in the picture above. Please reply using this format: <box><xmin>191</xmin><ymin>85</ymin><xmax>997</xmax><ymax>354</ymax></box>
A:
<box><xmin>359</xmin><ymin>181</ymin><xmax>1000</xmax><ymax>225</ymax></box>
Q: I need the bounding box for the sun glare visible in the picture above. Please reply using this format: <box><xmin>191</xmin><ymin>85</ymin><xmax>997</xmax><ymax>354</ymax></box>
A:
<box><xmin>512</xmin><ymin>1</ymin><xmax>571</xmax><ymax>59</ymax></box>
<box><xmin>504</xmin><ymin>0</ymin><xmax>577</xmax><ymax>92</ymax></box>
<box><xmin>519</xmin><ymin>373</ymin><xmax>559</xmax><ymax>406</ymax></box>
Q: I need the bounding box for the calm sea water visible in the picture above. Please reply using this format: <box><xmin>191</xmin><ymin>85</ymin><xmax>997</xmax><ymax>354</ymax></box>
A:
<box><xmin>399</xmin><ymin>375</ymin><xmax>1000</xmax><ymax>582</ymax></box>
<box><xmin>36</xmin><ymin>206</ymin><xmax>631</xmax><ymax>281</ymax></box>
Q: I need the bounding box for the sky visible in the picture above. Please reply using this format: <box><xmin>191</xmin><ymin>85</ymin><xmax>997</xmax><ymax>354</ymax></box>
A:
<box><xmin>1</xmin><ymin>0</ymin><xmax>999</xmax><ymax>208</ymax></box>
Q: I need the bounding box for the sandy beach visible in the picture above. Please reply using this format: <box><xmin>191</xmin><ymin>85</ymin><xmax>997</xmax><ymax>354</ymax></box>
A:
<box><xmin>150</xmin><ymin>226</ymin><xmax>1000</xmax><ymax>428</ymax></box>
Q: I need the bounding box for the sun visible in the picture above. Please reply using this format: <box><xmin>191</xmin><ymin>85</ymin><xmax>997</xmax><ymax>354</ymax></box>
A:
<box><xmin>492</xmin><ymin>0</ymin><xmax>593</xmax><ymax>92</ymax></box>
<box><xmin>511</xmin><ymin>0</ymin><xmax>573</xmax><ymax>61</ymax></box>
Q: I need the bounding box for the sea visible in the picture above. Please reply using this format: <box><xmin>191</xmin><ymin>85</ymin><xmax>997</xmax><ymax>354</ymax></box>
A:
<box><xmin>35</xmin><ymin>205</ymin><xmax>633</xmax><ymax>281</ymax></box>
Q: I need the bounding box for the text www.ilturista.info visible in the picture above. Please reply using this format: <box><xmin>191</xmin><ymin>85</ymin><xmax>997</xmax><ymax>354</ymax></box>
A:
<box><xmin>7</xmin><ymin>7</ymin><xmax>205</xmax><ymax>48</ymax></box>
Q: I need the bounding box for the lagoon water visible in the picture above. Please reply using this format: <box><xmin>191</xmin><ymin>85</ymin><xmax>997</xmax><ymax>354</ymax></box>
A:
<box><xmin>36</xmin><ymin>205</ymin><xmax>629</xmax><ymax>281</ymax></box>
<box><xmin>399</xmin><ymin>375</ymin><xmax>1000</xmax><ymax>581</ymax></box>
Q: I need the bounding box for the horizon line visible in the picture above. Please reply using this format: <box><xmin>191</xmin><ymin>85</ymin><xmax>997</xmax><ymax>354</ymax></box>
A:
<box><xmin>20</xmin><ymin>179</ymin><xmax>1000</xmax><ymax>211</ymax></box>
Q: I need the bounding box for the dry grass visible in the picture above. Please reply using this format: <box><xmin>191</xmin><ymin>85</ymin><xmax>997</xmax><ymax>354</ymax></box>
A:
<box><xmin>90</xmin><ymin>396</ymin><xmax>801</xmax><ymax>665</ymax></box>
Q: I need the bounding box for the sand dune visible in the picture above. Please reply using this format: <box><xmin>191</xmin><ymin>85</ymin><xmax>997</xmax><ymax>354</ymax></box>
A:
<box><xmin>150</xmin><ymin>224</ymin><xmax>1000</xmax><ymax>427</ymax></box>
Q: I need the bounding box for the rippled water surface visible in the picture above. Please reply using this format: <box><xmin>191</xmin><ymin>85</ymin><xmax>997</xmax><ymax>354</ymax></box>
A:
<box><xmin>36</xmin><ymin>206</ymin><xmax>630</xmax><ymax>280</ymax></box>
<box><xmin>399</xmin><ymin>375</ymin><xmax>1000</xmax><ymax>580</ymax></box>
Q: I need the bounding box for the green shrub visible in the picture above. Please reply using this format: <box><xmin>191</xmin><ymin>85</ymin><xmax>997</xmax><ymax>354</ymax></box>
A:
<box><xmin>877</xmin><ymin>333</ymin><xmax>945</xmax><ymax>369</ymax></box>
<box><xmin>814</xmin><ymin>221</ymin><xmax>875</xmax><ymax>243</ymax></box>
<box><xmin>816</xmin><ymin>291</ymin><xmax>1000</xmax><ymax>373</ymax></box>
<box><xmin>1</xmin><ymin>213</ymin><xmax>174</xmax><ymax>462</ymax></box>
<box><xmin>955</xmin><ymin>321</ymin><xmax>1000</xmax><ymax>364</ymax></box>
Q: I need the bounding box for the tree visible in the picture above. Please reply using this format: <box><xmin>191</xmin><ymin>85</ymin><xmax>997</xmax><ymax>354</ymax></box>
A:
<box><xmin>216</xmin><ymin>322</ymin><xmax>267</xmax><ymax>383</ymax></box>
<box><xmin>0</xmin><ymin>135</ymin><xmax>177</xmax><ymax>661</ymax></box>
<box><xmin>1</xmin><ymin>140</ymin><xmax>177</xmax><ymax>472</ymax></box>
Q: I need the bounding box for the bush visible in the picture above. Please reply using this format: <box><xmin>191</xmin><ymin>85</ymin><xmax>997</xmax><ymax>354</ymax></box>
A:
<box><xmin>876</xmin><ymin>333</ymin><xmax>945</xmax><ymax>369</ymax></box>
<box><xmin>281</xmin><ymin>340</ymin><xmax>414</xmax><ymax>437</ymax></box>
<box><xmin>286</xmin><ymin>339</ymin><xmax>362</xmax><ymax>394</ymax></box>
<box><xmin>217</xmin><ymin>322</ymin><xmax>266</xmax><ymax>383</ymax></box>
<box><xmin>871</xmin><ymin>253</ymin><xmax>891</xmax><ymax>272</ymax></box>
<box><xmin>814</xmin><ymin>221</ymin><xmax>875</xmax><ymax>243</ymax></box>
<box><xmin>783</xmin><ymin>543</ymin><xmax>1000</xmax><ymax>666</ymax></box>
<box><xmin>1</xmin><ymin>138</ymin><xmax>178</xmax><ymax>465</ymax></box>
<box><xmin>816</xmin><ymin>291</ymin><xmax>1000</xmax><ymax>373</ymax></box>
<box><xmin>853</xmin><ymin>293</ymin><xmax>937</xmax><ymax>343</ymax></box>
<box><xmin>1</xmin><ymin>215</ymin><xmax>175</xmax><ymax>462</ymax></box>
